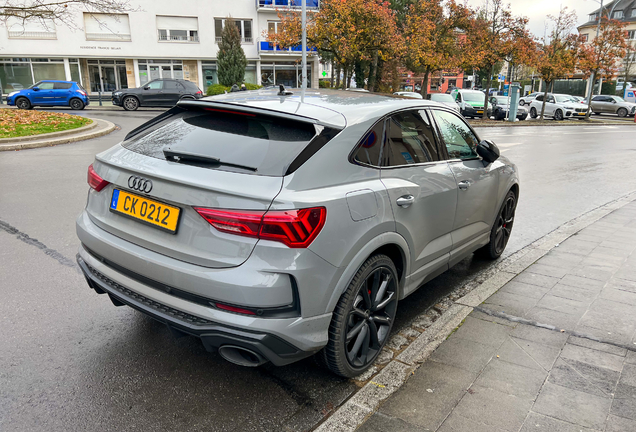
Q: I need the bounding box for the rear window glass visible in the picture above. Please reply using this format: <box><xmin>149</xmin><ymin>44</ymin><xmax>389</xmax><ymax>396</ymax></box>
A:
<box><xmin>122</xmin><ymin>109</ymin><xmax>318</xmax><ymax>176</ymax></box>
<box><xmin>54</xmin><ymin>82</ymin><xmax>73</xmax><ymax>90</ymax></box>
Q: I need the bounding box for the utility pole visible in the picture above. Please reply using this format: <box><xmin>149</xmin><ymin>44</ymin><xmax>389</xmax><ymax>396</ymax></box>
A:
<box><xmin>301</xmin><ymin>0</ymin><xmax>307</xmax><ymax>102</ymax></box>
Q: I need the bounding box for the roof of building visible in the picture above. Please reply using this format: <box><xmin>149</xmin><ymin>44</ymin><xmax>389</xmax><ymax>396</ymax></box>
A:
<box><xmin>196</xmin><ymin>88</ymin><xmax>446</xmax><ymax>127</ymax></box>
<box><xmin>583</xmin><ymin>0</ymin><xmax>636</xmax><ymax>25</ymax></box>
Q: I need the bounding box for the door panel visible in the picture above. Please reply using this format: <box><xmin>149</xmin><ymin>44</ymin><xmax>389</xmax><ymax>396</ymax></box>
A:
<box><xmin>141</xmin><ymin>80</ymin><xmax>164</xmax><ymax>105</ymax></box>
<box><xmin>430</xmin><ymin>109</ymin><xmax>499</xmax><ymax>265</ymax></box>
<box><xmin>380</xmin><ymin>110</ymin><xmax>457</xmax><ymax>293</ymax></box>
<box><xmin>32</xmin><ymin>82</ymin><xmax>55</xmax><ymax>104</ymax></box>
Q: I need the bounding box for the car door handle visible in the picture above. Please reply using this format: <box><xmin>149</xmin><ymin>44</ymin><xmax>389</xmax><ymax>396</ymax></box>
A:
<box><xmin>396</xmin><ymin>195</ymin><xmax>415</xmax><ymax>208</ymax></box>
<box><xmin>458</xmin><ymin>181</ymin><xmax>471</xmax><ymax>190</ymax></box>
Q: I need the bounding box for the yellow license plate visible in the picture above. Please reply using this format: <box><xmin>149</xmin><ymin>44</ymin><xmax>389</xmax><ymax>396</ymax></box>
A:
<box><xmin>476</xmin><ymin>111</ymin><xmax>483</xmax><ymax>114</ymax></box>
<box><xmin>109</xmin><ymin>189</ymin><xmax>181</xmax><ymax>234</ymax></box>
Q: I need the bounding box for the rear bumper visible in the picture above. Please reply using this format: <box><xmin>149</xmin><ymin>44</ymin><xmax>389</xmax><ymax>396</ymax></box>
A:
<box><xmin>77</xmin><ymin>253</ymin><xmax>321</xmax><ymax>366</ymax></box>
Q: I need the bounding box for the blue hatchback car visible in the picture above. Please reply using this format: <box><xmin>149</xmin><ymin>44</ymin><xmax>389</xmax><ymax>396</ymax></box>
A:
<box><xmin>7</xmin><ymin>80</ymin><xmax>90</xmax><ymax>110</ymax></box>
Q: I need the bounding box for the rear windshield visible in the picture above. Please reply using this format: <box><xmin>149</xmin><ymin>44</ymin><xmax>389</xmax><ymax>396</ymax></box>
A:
<box><xmin>122</xmin><ymin>108</ymin><xmax>319</xmax><ymax>176</ymax></box>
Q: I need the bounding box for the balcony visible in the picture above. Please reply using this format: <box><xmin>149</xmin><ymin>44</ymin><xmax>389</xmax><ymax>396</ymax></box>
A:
<box><xmin>257</xmin><ymin>0</ymin><xmax>319</xmax><ymax>10</ymax></box>
<box><xmin>158</xmin><ymin>34</ymin><xmax>199</xmax><ymax>43</ymax></box>
<box><xmin>259</xmin><ymin>39</ymin><xmax>317</xmax><ymax>53</ymax></box>
<box><xmin>8</xmin><ymin>30</ymin><xmax>57</xmax><ymax>40</ymax></box>
<box><xmin>215</xmin><ymin>36</ymin><xmax>253</xmax><ymax>43</ymax></box>
<box><xmin>86</xmin><ymin>32</ymin><xmax>131</xmax><ymax>41</ymax></box>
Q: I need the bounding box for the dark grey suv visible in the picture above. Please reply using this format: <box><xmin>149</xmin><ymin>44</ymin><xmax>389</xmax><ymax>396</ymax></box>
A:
<box><xmin>112</xmin><ymin>78</ymin><xmax>203</xmax><ymax>110</ymax></box>
<box><xmin>77</xmin><ymin>89</ymin><xmax>519</xmax><ymax>377</ymax></box>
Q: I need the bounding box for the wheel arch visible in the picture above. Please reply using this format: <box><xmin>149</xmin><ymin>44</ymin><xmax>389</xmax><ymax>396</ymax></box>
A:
<box><xmin>324</xmin><ymin>232</ymin><xmax>410</xmax><ymax>314</ymax></box>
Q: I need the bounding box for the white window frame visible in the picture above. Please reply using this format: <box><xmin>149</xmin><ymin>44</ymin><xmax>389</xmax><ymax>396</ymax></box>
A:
<box><xmin>84</xmin><ymin>13</ymin><xmax>131</xmax><ymax>42</ymax></box>
<box><xmin>6</xmin><ymin>13</ymin><xmax>57</xmax><ymax>40</ymax></box>
<box><xmin>628</xmin><ymin>30</ymin><xmax>636</xmax><ymax>40</ymax></box>
<box><xmin>214</xmin><ymin>18</ymin><xmax>253</xmax><ymax>44</ymax></box>
<box><xmin>156</xmin><ymin>16</ymin><xmax>199</xmax><ymax>43</ymax></box>
<box><xmin>613</xmin><ymin>10</ymin><xmax>624</xmax><ymax>19</ymax></box>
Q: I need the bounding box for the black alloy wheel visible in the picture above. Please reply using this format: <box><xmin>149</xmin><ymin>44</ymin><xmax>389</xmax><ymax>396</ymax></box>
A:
<box><xmin>530</xmin><ymin>107</ymin><xmax>537</xmax><ymax>118</ymax></box>
<box><xmin>617</xmin><ymin>108</ymin><xmax>628</xmax><ymax>118</ymax></box>
<box><xmin>69</xmin><ymin>98</ymin><xmax>85</xmax><ymax>110</ymax></box>
<box><xmin>16</xmin><ymin>97</ymin><xmax>31</xmax><ymax>110</ymax></box>
<box><xmin>479</xmin><ymin>190</ymin><xmax>517</xmax><ymax>259</ymax></box>
<box><xmin>554</xmin><ymin>109</ymin><xmax>564</xmax><ymax>121</ymax></box>
<box><xmin>319</xmin><ymin>254</ymin><xmax>398</xmax><ymax>377</ymax></box>
<box><xmin>122</xmin><ymin>96</ymin><xmax>139</xmax><ymax>111</ymax></box>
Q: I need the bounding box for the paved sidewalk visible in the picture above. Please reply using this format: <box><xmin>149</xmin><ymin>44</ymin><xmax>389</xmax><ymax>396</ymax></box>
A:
<box><xmin>356</xmin><ymin>201</ymin><xmax>636</xmax><ymax>432</ymax></box>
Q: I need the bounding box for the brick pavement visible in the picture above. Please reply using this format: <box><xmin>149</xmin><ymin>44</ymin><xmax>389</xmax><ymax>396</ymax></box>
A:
<box><xmin>356</xmin><ymin>201</ymin><xmax>636</xmax><ymax>432</ymax></box>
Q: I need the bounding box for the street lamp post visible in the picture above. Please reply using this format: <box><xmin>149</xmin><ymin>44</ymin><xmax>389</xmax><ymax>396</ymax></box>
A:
<box><xmin>301</xmin><ymin>0</ymin><xmax>307</xmax><ymax>102</ymax></box>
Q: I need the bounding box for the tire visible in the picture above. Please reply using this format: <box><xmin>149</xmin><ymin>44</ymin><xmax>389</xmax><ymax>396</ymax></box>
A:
<box><xmin>554</xmin><ymin>109</ymin><xmax>564</xmax><ymax>121</ymax></box>
<box><xmin>594</xmin><ymin>112</ymin><xmax>601</xmax><ymax>116</ymax></box>
<box><xmin>15</xmin><ymin>97</ymin><xmax>32</xmax><ymax>110</ymax></box>
<box><xmin>69</xmin><ymin>98</ymin><xmax>85</xmax><ymax>110</ymax></box>
<box><xmin>530</xmin><ymin>107</ymin><xmax>537</xmax><ymax>119</ymax></box>
<box><xmin>122</xmin><ymin>96</ymin><xmax>139</xmax><ymax>111</ymax></box>
<box><xmin>520</xmin><ymin>114</ymin><xmax>528</xmax><ymax>121</ymax></box>
<box><xmin>617</xmin><ymin>108</ymin><xmax>628</xmax><ymax>118</ymax></box>
<box><xmin>478</xmin><ymin>190</ymin><xmax>517</xmax><ymax>260</ymax></box>
<box><xmin>319</xmin><ymin>254</ymin><xmax>399</xmax><ymax>378</ymax></box>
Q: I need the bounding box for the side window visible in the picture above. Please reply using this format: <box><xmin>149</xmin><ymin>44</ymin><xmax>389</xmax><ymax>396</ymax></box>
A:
<box><xmin>54</xmin><ymin>82</ymin><xmax>73</xmax><ymax>90</ymax></box>
<box><xmin>147</xmin><ymin>80</ymin><xmax>163</xmax><ymax>90</ymax></box>
<box><xmin>384</xmin><ymin>110</ymin><xmax>440</xmax><ymax>166</ymax></box>
<box><xmin>164</xmin><ymin>81</ymin><xmax>181</xmax><ymax>91</ymax></box>
<box><xmin>431</xmin><ymin>110</ymin><xmax>479</xmax><ymax>160</ymax></box>
<box><xmin>535</xmin><ymin>94</ymin><xmax>543</xmax><ymax>102</ymax></box>
<box><xmin>547</xmin><ymin>95</ymin><xmax>555</xmax><ymax>103</ymax></box>
<box><xmin>353</xmin><ymin>120</ymin><xmax>385</xmax><ymax>167</ymax></box>
<box><xmin>592</xmin><ymin>95</ymin><xmax>603</xmax><ymax>101</ymax></box>
<box><xmin>38</xmin><ymin>82</ymin><xmax>55</xmax><ymax>90</ymax></box>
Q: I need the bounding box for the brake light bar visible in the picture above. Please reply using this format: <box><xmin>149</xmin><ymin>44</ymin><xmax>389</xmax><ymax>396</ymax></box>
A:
<box><xmin>214</xmin><ymin>302</ymin><xmax>257</xmax><ymax>315</ymax></box>
<box><xmin>194</xmin><ymin>207</ymin><xmax>326</xmax><ymax>248</ymax></box>
<box><xmin>87</xmin><ymin>164</ymin><xmax>109</xmax><ymax>192</ymax></box>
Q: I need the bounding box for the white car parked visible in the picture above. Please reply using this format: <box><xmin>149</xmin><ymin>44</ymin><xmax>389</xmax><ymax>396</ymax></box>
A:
<box><xmin>518</xmin><ymin>92</ymin><xmax>541</xmax><ymax>106</ymax></box>
<box><xmin>529</xmin><ymin>93</ymin><xmax>589</xmax><ymax>120</ymax></box>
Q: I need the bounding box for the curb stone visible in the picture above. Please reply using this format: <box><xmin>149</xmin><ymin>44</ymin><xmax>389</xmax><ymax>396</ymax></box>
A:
<box><xmin>0</xmin><ymin>118</ymin><xmax>116</xmax><ymax>151</ymax></box>
<box><xmin>0</xmin><ymin>120</ymin><xmax>97</xmax><ymax>143</ymax></box>
<box><xmin>313</xmin><ymin>189</ymin><xmax>636</xmax><ymax>432</ymax></box>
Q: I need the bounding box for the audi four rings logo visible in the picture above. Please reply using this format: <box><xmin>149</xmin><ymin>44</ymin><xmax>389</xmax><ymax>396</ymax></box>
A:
<box><xmin>128</xmin><ymin>176</ymin><xmax>153</xmax><ymax>193</ymax></box>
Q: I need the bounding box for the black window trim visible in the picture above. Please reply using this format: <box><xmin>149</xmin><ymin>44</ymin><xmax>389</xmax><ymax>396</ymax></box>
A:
<box><xmin>427</xmin><ymin>107</ymin><xmax>483</xmax><ymax>163</ymax></box>
<box><xmin>348</xmin><ymin>107</ymin><xmax>449</xmax><ymax>170</ymax></box>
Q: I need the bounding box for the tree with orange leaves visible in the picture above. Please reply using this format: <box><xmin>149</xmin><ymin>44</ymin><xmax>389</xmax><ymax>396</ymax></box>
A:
<box><xmin>578</xmin><ymin>17</ymin><xmax>630</xmax><ymax>118</ymax></box>
<box><xmin>532</xmin><ymin>7</ymin><xmax>580</xmax><ymax>120</ymax></box>
<box><xmin>464</xmin><ymin>0</ymin><xmax>531</xmax><ymax>119</ymax></box>
<box><xmin>402</xmin><ymin>0</ymin><xmax>472</xmax><ymax>98</ymax></box>
<box><xmin>267</xmin><ymin>0</ymin><xmax>399</xmax><ymax>89</ymax></box>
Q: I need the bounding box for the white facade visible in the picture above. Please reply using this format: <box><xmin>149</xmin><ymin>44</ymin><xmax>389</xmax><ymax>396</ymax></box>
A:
<box><xmin>0</xmin><ymin>0</ymin><xmax>320</xmax><ymax>94</ymax></box>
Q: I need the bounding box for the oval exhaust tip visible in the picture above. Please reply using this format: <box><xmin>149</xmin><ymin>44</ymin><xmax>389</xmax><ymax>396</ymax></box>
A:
<box><xmin>218</xmin><ymin>345</ymin><xmax>268</xmax><ymax>367</ymax></box>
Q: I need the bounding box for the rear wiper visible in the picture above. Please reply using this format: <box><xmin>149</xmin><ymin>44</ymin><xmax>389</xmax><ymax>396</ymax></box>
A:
<box><xmin>163</xmin><ymin>149</ymin><xmax>257</xmax><ymax>172</ymax></box>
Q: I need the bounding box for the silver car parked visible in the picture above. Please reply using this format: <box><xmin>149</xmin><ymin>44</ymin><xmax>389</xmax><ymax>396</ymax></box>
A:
<box><xmin>590</xmin><ymin>95</ymin><xmax>636</xmax><ymax>117</ymax></box>
<box><xmin>77</xmin><ymin>89</ymin><xmax>519</xmax><ymax>377</ymax></box>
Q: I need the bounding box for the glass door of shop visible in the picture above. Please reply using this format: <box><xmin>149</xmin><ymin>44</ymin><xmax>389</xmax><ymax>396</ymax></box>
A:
<box><xmin>88</xmin><ymin>64</ymin><xmax>125</xmax><ymax>93</ymax></box>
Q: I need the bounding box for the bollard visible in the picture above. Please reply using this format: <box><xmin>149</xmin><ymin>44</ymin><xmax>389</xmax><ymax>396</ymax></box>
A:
<box><xmin>98</xmin><ymin>89</ymin><xmax>103</xmax><ymax>106</ymax></box>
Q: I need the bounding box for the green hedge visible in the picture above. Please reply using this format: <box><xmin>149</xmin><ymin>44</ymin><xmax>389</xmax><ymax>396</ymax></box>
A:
<box><xmin>206</xmin><ymin>83</ymin><xmax>262</xmax><ymax>96</ymax></box>
<box><xmin>318</xmin><ymin>80</ymin><xmax>331</xmax><ymax>88</ymax></box>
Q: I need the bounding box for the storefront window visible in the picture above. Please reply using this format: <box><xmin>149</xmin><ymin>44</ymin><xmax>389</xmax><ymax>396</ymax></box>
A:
<box><xmin>138</xmin><ymin>65</ymin><xmax>149</xmax><ymax>85</ymax></box>
<box><xmin>0</xmin><ymin>63</ymin><xmax>33</xmax><ymax>93</ymax></box>
<box><xmin>244</xmin><ymin>65</ymin><xmax>257</xmax><ymax>84</ymax></box>
<box><xmin>261</xmin><ymin>66</ymin><xmax>274</xmax><ymax>87</ymax></box>
<box><xmin>32</xmin><ymin>62</ymin><xmax>65</xmax><ymax>82</ymax></box>
<box><xmin>70</xmin><ymin>63</ymin><xmax>81</xmax><ymax>83</ymax></box>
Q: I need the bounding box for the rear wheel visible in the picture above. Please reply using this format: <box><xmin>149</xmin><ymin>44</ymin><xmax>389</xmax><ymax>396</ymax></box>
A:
<box><xmin>617</xmin><ymin>108</ymin><xmax>628</xmax><ymax>118</ymax></box>
<box><xmin>478</xmin><ymin>190</ymin><xmax>517</xmax><ymax>259</ymax></box>
<box><xmin>16</xmin><ymin>97</ymin><xmax>31</xmax><ymax>110</ymax></box>
<box><xmin>122</xmin><ymin>96</ymin><xmax>139</xmax><ymax>111</ymax></box>
<box><xmin>594</xmin><ymin>112</ymin><xmax>601</xmax><ymax>116</ymax></box>
<box><xmin>69</xmin><ymin>98</ymin><xmax>85</xmax><ymax>110</ymax></box>
<box><xmin>530</xmin><ymin>107</ymin><xmax>537</xmax><ymax>118</ymax></box>
<box><xmin>554</xmin><ymin>109</ymin><xmax>564</xmax><ymax>121</ymax></box>
<box><xmin>519</xmin><ymin>100</ymin><xmax>525</xmax><ymax>106</ymax></box>
<box><xmin>319</xmin><ymin>254</ymin><xmax>398</xmax><ymax>378</ymax></box>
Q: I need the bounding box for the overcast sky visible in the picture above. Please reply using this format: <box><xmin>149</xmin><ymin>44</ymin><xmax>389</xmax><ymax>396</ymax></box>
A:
<box><xmin>462</xmin><ymin>0</ymin><xmax>601</xmax><ymax>39</ymax></box>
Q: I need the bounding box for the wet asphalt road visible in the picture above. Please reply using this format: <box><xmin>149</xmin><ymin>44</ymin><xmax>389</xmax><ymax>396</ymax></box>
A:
<box><xmin>1</xmin><ymin>108</ymin><xmax>636</xmax><ymax>432</ymax></box>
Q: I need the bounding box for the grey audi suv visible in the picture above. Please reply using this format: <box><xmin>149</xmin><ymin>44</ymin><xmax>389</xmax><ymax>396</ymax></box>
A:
<box><xmin>77</xmin><ymin>88</ymin><xmax>519</xmax><ymax>377</ymax></box>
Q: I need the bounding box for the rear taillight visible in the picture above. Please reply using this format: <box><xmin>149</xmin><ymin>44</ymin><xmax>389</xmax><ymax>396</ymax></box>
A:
<box><xmin>196</xmin><ymin>90</ymin><xmax>203</xmax><ymax>96</ymax></box>
<box><xmin>78</xmin><ymin>90</ymin><xmax>87</xmax><ymax>96</ymax></box>
<box><xmin>87</xmin><ymin>164</ymin><xmax>109</xmax><ymax>192</ymax></box>
<box><xmin>194</xmin><ymin>207</ymin><xmax>326</xmax><ymax>248</ymax></box>
<box><xmin>214</xmin><ymin>302</ymin><xmax>256</xmax><ymax>315</ymax></box>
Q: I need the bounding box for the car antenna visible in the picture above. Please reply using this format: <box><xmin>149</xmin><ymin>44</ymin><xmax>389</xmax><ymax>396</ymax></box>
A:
<box><xmin>278</xmin><ymin>84</ymin><xmax>293</xmax><ymax>96</ymax></box>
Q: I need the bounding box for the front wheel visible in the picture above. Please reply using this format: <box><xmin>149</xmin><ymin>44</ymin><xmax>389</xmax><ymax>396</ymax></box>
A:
<box><xmin>16</xmin><ymin>97</ymin><xmax>32</xmax><ymax>110</ymax></box>
<box><xmin>478</xmin><ymin>190</ymin><xmax>517</xmax><ymax>259</ymax></box>
<box><xmin>617</xmin><ymin>108</ymin><xmax>628</xmax><ymax>118</ymax></box>
<box><xmin>554</xmin><ymin>109</ymin><xmax>564</xmax><ymax>121</ymax></box>
<box><xmin>122</xmin><ymin>96</ymin><xmax>139</xmax><ymax>111</ymax></box>
<box><xmin>530</xmin><ymin>107</ymin><xmax>537</xmax><ymax>118</ymax></box>
<box><xmin>69</xmin><ymin>98</ymin><xmax>85</xmax><ymax>110</ymax></box>
<box><xmin>319</xmin><ymin>254</ymin><xmax>398</xmax><ymax>378</ymax></box>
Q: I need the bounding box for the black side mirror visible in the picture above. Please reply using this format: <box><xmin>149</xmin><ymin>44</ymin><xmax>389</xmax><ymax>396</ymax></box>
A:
<box><xmin>32</xmin><ymin>87</ymin><xmax>39</xmax><ymax>91</ymax></box>
<box><xmin>476</xmin><ymin>139</ymin><xmax>500</xmax><ymax>163</ymax></box>
<box><xmin>143</xmin><ymin>86</ymin><xmax>149</xmax><ymax>90</ymax></box>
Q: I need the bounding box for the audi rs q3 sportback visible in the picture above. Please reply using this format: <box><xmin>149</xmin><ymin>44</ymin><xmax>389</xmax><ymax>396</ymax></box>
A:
<box><xmin>76</xmin><ymin>89</ymin><xmax>519</xmax><ymax>377</ymax></box>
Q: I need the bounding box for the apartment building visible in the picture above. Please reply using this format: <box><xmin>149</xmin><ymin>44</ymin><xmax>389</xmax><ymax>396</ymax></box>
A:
<box><xmin>0</xmin><ymin>0</ymin><xmax>320</xmax><ymax>95</ymax></box>
<box><xmin>578</xmin><ymin>0</ymin><xmax>636</xmax><ymax>79</ymax></box>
